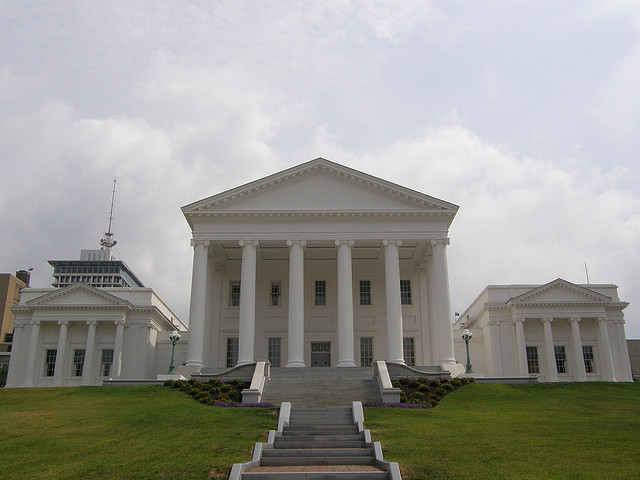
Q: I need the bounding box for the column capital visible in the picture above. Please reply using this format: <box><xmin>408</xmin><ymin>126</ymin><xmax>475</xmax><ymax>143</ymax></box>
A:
<box><xmin>334</xmin><ymin>239</ymin><xmax>354</xmax><ymax>247</ymax></box>
<box><xmin>114</xmin><ymin>319</ymin><xmax>126</xmax><ymax>326</ymax></box>
<box><xmin>615</xmin><ymin>319</ymin><xmax>626</xmax><ymax>325</ymax></box>
<box><xmin>513</xmin><ymin>317</ymin><xmax>526</xmax><ymax>324</ymax></box>
<box><xmin>30</xmin><ymin>320</ymin><xmax>41</xmax><ymax>327</ymax></box>
<box><xmin>488</xmin><ymin>319</ymin><xmax>501</xmax><ymax>326</ymax></box>
<box><xmin>383</xmin><ymin>239</ymin><xmax>402</xmax><ymax>247</ymax></box>
<box><xmin>190</xmin><ymin>239</ymin><xmax>210</xmax><ymax>247</ymax></box>
<box><xmin>86</xmin><ymin>320</ymin><xmax>98</xmax><ymax>326</ymax></box>
<box><xmin>569</xmin><ymin>317</ymin><xmax>581</xmax><ymax>324</ymax></box>
<box><xmin>540</xmin><ymin>317</ymin><xmax>553</xmax><ymax>324</ymax></box>
<box><xmin>287</xmin><ymin>239</ymin><xmax>307</xmax><ymax>247</ymax></box>
<box><xmin>596</xmin><ymin>316</ymin><xmax>607</xmax><ymax>324</ymax></box>
<box><xmin>13</xmin><ymin>323</ymin><xmax>26</xmax><ymax>330</ymax></box>
<box><xmin>430</xmin><ymin>238</ymin><xmax>450</xmax><ymax>247</ymax></box>
<box><xmin>57</xmin><ymin>320</ymin><xmax>69</xmax><ymax>327</ymax></box>
<box><xmin>239</xmin><ymin>239</ymin><xmax>259</xmax><ymax>248</ymax></box>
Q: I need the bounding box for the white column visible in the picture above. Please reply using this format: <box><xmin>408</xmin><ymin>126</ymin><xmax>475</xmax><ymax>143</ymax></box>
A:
<box><xmin>569</xmin><ymin>318</ymin><xmax>587</xmax><ymax>382</ymax></box>
<box><xmin>52</xmin><ymin>321</ymin><xmax>69</xmax><ymax>387</ymax></box>
<box><xmin>596</xmin><ymin>317</ymin><xmax>616</xmax><ymax>382</ymax></box>
<box><xmin>513</xmin><ymin>317</ymin><xmax>528</xmax><ymax>376</ymax></box>
<box><xmin>5</xmin><ymin>323</ymin><xmax>25</xmax><ymax>387</ymax></box>
<box><xmin>82</xmin><ymin>320</ymin><xmax>97</xmax><ymax>386</ymax></box>
<box><xmin>541</xmin><ymin>318</ymin><xmax>558</xmax><ymax>382</ymax></box>
<box><xmin>185</xmin><ymin>239</ymin><xmax>209</xmax><ymax>370</ymax></box>
<box><xmin>383</xmin><ymin>240</ymin><xmax>405</xmax><ymax>364</ymax></box>
<box><xmin>426</xmin><ymin>254</ymin><xmax>439</xmax><ymax>364</ymax></box>
<box><xmin>287</xmin><ymin>240</ymin><xmax>306</xmax><ymax>367</ymax></box>
<box><xmin>488</xmin><ymin>319</ymin><xmax>503</xmax><ymax>376</ymax></box>
<box><xmin>615</xmin><ymin>319</ymin><xmax>633</xmax><ymax>381</ymax></box>
<box><xmin>416</xmin><ymin>261</ymin><xmax>431</xmax><ymax>365</ymax></box>
<box><xmin>336</xmin><ymin>240</ymin><xmax>356</xmax><ymax>367</ymax></box>
<box><xmin>23</xmin><ymin>320</ymin><xmax>41</xmax><ymax>387</ymax></box>
<box><xmin>111</xmin><ymin>318</ymin><xmax>125</xmax><ymax>379</ymax></box>
<box><xmin>238</xmin><ymin>240</ymin><xmax>258</xmax><ymax>365</ymax></box>
<box><xmin>431</xmin><ymin>239</ymin><xmax>455</xmax><ymax>364</ymax></box>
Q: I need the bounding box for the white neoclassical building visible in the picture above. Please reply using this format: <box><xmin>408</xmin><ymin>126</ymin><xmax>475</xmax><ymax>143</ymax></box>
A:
<box><xmin>181</xmin><ymin>158</ymin><xmax>460</xmax><ymax>373</ymax></box>
<box><xmin>453</xmin><ymin>279</ymin><xmax>633</xmax><ymax>382</ymax></box>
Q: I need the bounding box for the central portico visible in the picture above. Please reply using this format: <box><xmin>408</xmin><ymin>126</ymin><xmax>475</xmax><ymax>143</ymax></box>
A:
<box><xmin>181</xmin><ymin>158</ymin><xmax>459</xmax><ymax>372</ymax></box>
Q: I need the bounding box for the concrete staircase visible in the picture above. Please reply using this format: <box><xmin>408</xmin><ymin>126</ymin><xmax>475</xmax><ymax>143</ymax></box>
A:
<box><xmin>242</xmin><ymin>407</ymin><xmax>389</xmax><ymax>479</ymax></box>
<box><xmin>261</xmin><ymin>368</ymin><xmax>381</xmax><ymax>407</ymax></box>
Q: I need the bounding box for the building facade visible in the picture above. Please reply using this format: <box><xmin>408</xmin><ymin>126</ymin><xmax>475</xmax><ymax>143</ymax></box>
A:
<box><xmin>0</xmin><ymin>271</ymin><xmax>29</xmax><ymax>370</ymax></box>
<box><xmin>453</xmin><ymin>279</ymin><xmax>633</xmax><ymax>382</ymax></box>
<box><xmin>5</xmin><ymin>252</ymin><xmax>186</xmax><ymax>388</ymax></box>
<box><xmin>181</xmin><ymin>158</ymin><xmax>460</xmax><ymax>373</ymax></box>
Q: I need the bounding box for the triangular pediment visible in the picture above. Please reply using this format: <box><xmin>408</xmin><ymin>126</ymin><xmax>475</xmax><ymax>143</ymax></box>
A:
<box><xmin>182</xmin><ymin>158</ymin><xmax>458</xmax><ymax>219</ymax></box>
<box><xmin>509</xmin><ymin>279</ymin><xmax>612</xmax><ymax>305</ymax></box>
<box><xmin>26</xmin><ymin>284</ymin><xmax>133</xmax><ymax>308</ymax></box>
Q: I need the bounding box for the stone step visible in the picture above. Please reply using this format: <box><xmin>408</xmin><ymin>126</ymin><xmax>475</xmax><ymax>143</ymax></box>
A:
<box><xmin>275</xmin><ymin>434</ymin><xmax>364</xmax><ymax>443</ymax></box>
<box><xmin>274</xmin><ymin>440</ymin><xmax>367</xmax><ymax>449</ymax></box>
<box><xmin>284</xmin><ymin>427</ymin><xmax>359</xmax><ymax>435</ymax></box>
<box><xmin>261</xmin><ymin>456</ymin><xmax>376</xmax><ymax>467</ymax></box>
<box><xmin>262</xmin><ymin>448</ymin><xmax>375</xmax><ymax>458</ymax></box>
<box><xmin>242</xmin><ymin>467</ymin><xmax>389</xmax><ymax>480</ymax></box>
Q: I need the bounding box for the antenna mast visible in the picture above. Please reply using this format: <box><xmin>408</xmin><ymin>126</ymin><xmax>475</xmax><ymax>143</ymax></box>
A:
<box><xmin>100</xmin><ymin>177</ymin><xmax>118</xmax><ymax>249</ymax></box>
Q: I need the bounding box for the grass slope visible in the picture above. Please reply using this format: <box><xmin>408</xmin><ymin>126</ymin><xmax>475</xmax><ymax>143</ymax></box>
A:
<box><xmin>0</xmin><ymin>386</ymin><xmax>276</xmax><ymax>480</ymax></box>
<box><xmin>365</xmin><ymin>382</ymin><xmax>640</xmax><ymax>480</ymax></box>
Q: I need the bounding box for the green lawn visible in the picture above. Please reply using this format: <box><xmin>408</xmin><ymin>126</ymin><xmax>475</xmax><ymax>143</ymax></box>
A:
<box><xmin>365</xmin><ymin>382</ymin><xmax>640</xmax><ymax>480</ymax></box>
<box><xmin>0</xmin><ymin>386</ymin><xmax>276</xmax><ymax>480</ymax></box>
<box><xmin>2</xmin><ymin>383</ymin><xmax>639</xmax><ymax>480</ymax></box>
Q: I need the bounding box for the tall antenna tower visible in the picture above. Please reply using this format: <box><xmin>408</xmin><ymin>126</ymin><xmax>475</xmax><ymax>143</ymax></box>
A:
<box><xmin>100</xmin><ymin>177</ymin><xmax>118</xmax><ymax>249</ymax></box>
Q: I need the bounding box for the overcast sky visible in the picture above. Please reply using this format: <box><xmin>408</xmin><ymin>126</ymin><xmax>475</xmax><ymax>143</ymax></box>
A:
<box><xmin>2</xmin><ymin>1</ymin><xmax>640</xmax><ymax>338</ymax></box>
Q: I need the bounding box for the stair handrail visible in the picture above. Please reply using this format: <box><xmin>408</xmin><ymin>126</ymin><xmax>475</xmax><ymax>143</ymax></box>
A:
<box><xmin>373</xmin><ymin>360</ymin><xmax>401</xmax><ymax>403</ymax></box>
<box><xmin>241</xmin><ymin>360</ymin><xmax>270</xmax><ymax>403</ymax></box>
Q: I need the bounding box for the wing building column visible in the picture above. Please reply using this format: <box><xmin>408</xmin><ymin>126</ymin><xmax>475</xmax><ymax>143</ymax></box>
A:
<box><xmin>112</xmin><ymin>318</ymin><xmax>126</xmax><ymax>379</ymax></box>
<box><xmin>513</xmin><ymin>316</ymin><xmax>528</xmax><ymax>376</ymax></box>
<box><xmin>287</xmin><ymin>240</ymin><xmax>306</xmax><ymax>367</ymax></box>
<box><xmin>569</xmin><ymin>317</ymin><xmax>587</xmax><ymax>382</ymax></box>
<box><xmin>52</xmin><ymin>321</ymin><xmax>69</xmax><ymax>387</ymax></box>
<box><xmin>597</xmin><ymin>317</ymin><xmax>616</xmax><ymax>381</ymax></box>
<box><xmin>541</xmin><ymin>317</ymin><xmax>558</xmax><ymax>382</ymax></box>
<box><xmin>238</xmin><ymin>240</ymin><xmax>258</xmax><ymax>365</ymax></box>
<box><xmin>186</xmin><ymin>239</ymin><xmax>209</xmax><ymax>370</ymax></box>
<box><xmin>82</xmin><ymin>320</ymin><xmax>97</xmax><ymax>386</ymax></box>
<box><xmin>383</xmin><ymin>240</ymin><xmax>405</xmax><ymax>364</ymax></box>
<box><xmin>336</xmin><ymin>240</ymin><xmax>356</xmax><ymax>367</ymax></box>
<box><xmin>23</xmin><ymin>320</ymin><xmax>41</xmax><ymax>387</ymax></box>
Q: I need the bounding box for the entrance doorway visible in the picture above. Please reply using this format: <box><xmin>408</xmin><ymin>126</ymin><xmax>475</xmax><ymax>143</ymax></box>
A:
<box><xmin>311</xmin><ymin>342</ymin><xmax>331</xmax><ymax>367</ymax></box>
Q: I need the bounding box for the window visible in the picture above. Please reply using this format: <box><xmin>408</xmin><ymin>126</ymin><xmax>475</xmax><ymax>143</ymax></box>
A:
<box><xmin>72</xmin><ymin>349</ymin><xmax>86</xmax><ymax>376</ymax></box>
<box><xmin>229</xmin><ymin>281</ymin><xmax>241</xmax><ymax>307</ymax></box>
<box><xmin>44</xmin><ymin>349</ymin><xmax>57</xmax><ymax>377</ymax></box>
<box><xmin>270</xmin><ymin>281</ymin><xmax>282</xmax><ymax>307</ymax></box>
<box><xmin>582</xmin><ymin>345</ymin><xmax>595</xmax><ymax>373</ymax></box>
<box><xmin>359</xmin><ymin>280</ymin><xmax>371</xmax><ymax>306</ymax></box>
<box><xmin>226</xmin><ymin>338</ymin><xmax>239</xmax><ymax>368</ymax></box>
<box><xmin>554</xmin><ymin>346</ymin><xmax>567</xmax><ymax>374</ymax></box>
<box><xmin>314</xmin><ymin>280</ymin><xmax>326</xmax><ymax>306</ymax></box>
<box><xmin>526</xmin><ymin>346</ymin><xmax>539</xmax><ymax>374</ymax></box>
<box><xmin>400</xmin><ymin>280</ymin><xmax>412</xmax><ymax>305</ymax></box>
<box><xmin>268</xmin><ymin>337</ymin><xmax>281</xmax><ymax>367</ymax></box>
<box><xmin>360</xmin><ymin>337</ymin><xmax>373</xmax><ymax>366</ymax></box>
<box><xmin>403</xmin><ymin>337</ymin><xmax>415</xmax><ymax>366</ymax></box>
<box><xmin>101</xmin><ymin>349</ymin><xmax>114</xmax><ymax>377</ymax></box>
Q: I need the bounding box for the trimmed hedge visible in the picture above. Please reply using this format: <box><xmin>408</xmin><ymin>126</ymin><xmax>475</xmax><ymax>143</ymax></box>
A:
<box><xmin>364</xmin><ymin>376</ymin><xmax>474</xmax><ymax>408</ymax></box>
<box><xmin>164</xmin><ymin>378</ymin><xmax>277</xmax><ymax>407</ymax></box>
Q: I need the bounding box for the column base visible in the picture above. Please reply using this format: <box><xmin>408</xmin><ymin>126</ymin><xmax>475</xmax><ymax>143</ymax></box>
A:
<box><xmin>387</xmin><ymin>358</ymin><xmax>406</xmax><ymax>365</ymax></box>
<box><xmin>337</xmin><ymin>360</ymin><xmax>357</xmax><ymax>367</ymax></box>
<box><xmin>286</xmin><ymin>361</ymin><xmax>306</xmax><ymax>367</ymax></box>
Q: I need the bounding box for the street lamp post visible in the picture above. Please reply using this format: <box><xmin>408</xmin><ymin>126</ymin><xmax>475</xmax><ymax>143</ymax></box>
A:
<box><xmin>168</xmin><ymin>331</ymin><xmax>181</xmax><ymax>375</ymax></box>
<box><xmin>462</xmin><ymin>329</ymin><xmax>473</xmax><ymax>374</ymax></box>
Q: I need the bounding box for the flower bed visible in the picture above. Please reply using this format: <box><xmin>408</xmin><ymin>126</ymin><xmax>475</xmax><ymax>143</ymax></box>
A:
<box><xmin>163</xmin><ymin>378</ymin><xmax>277</xmax><ymax>407</ymax></box>
<box><xmin>364</xmin><ymin>376</ymin><xmax>474</xmax><ymax>408</ymax></box>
